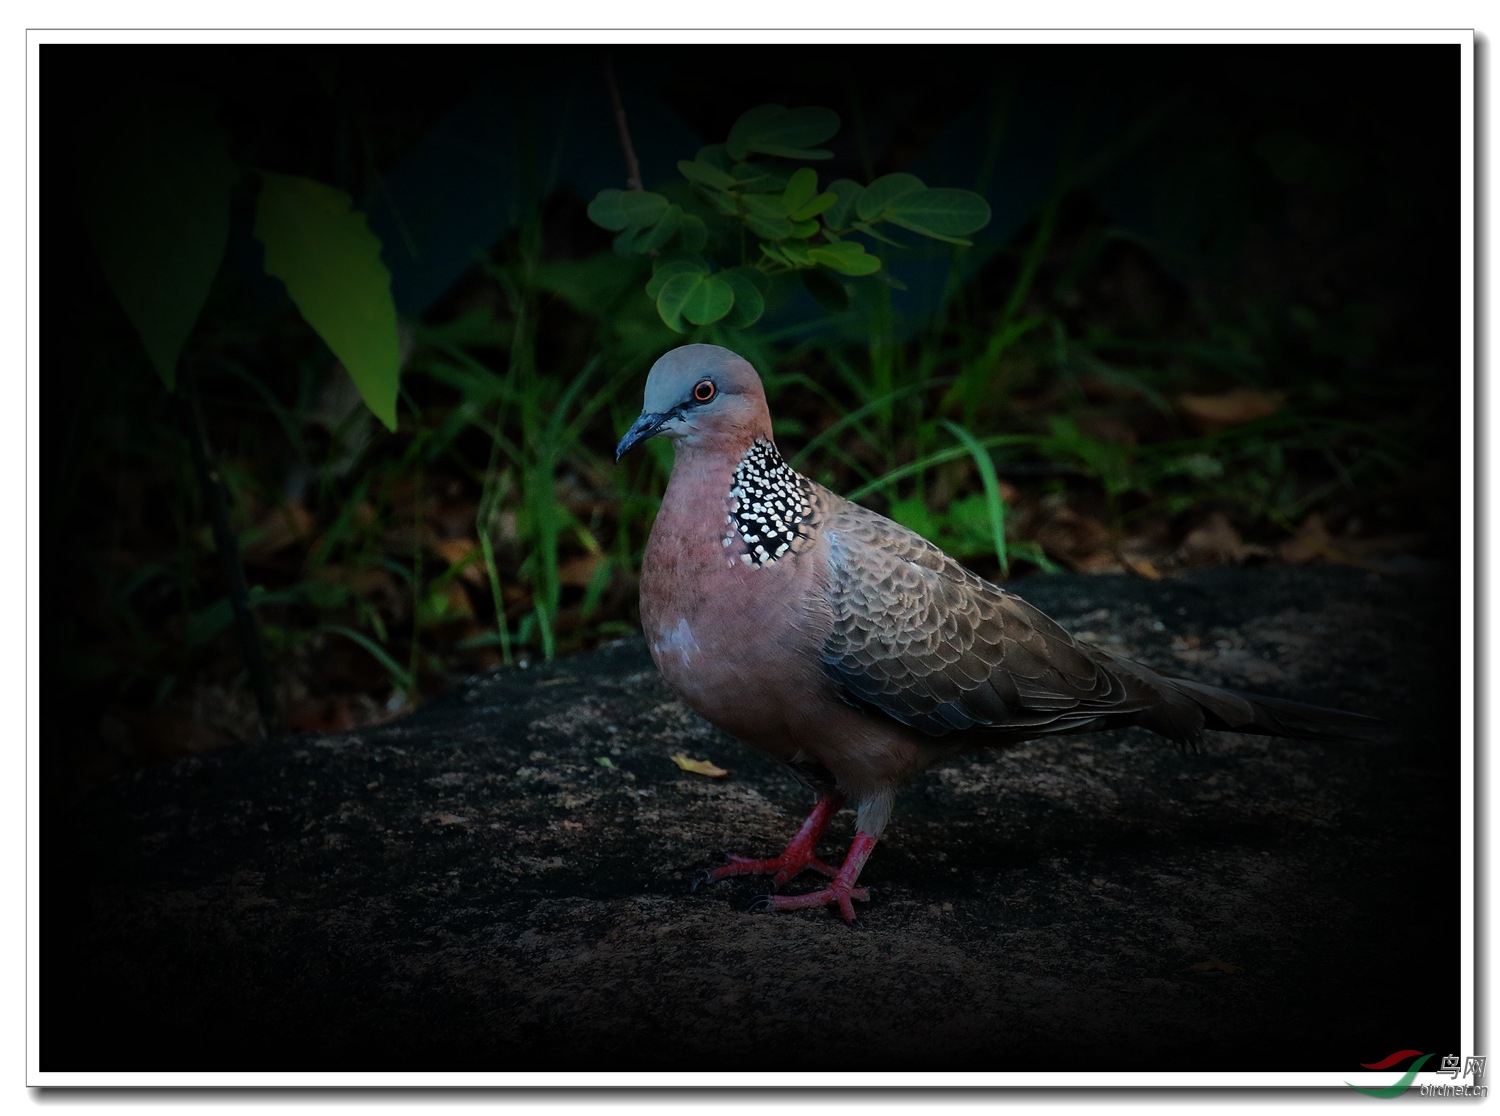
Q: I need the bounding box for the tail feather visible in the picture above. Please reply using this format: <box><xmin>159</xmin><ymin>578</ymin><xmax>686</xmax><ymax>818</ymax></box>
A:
<box><xmin>1165</xmin><ymin>675</ymin><xmax>1388</xmax><ymax>744</ymax></box>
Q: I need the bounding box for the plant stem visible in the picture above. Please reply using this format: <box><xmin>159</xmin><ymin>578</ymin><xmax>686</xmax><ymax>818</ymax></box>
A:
<box><xmin>179</xmin><ymin>365</ymin><xmax>278</xmax><ymax>736</ymax></box>
<box><xmin>602</xmin><ymin>56</ymin><xmax>643</xmax><ymax>191</ymax></box>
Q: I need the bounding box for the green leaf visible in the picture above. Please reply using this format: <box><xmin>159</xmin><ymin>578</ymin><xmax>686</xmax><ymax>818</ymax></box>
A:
<box><xmin>852</xmin><ymin>221</ymin><xmax>909</xmax><ymax>248</ymax></box>
<box><xmin>801</xmin><ymin>268</ymin><xmax>848</xmax><ymax>313</ymax></box>
<box><xmin>677</xmin><ymin>158</ymin><xmax>738</xmax><ymax>190</ymax></box>
<box><xmin>730</xmin><ymin>162</ymin><xmax>782</xmax><ymax>190</ymax></box>
<box><xmin>756</xmin><ymin>144</ymin><xmax>833</xmax><ymax>160</ymax></box>
<box><xmin>855</xmin><ymin>172</ymin><xmax>926</xmax><ymax>222</ymax></box>
<box><xmin>254</xmin><ymin>171</ymin><xmax>402</xmax><ymax>431</ymax></box>
<box><xmin>790</xmin><ymin>191</ymin><xmax>838</xmax><ymax>222</ymax></box>
<box><xmin>741</xmin><ymin>193</ymin><xmax>788</xmax><ymax>218</ymax></box>
<box><xmin>677</xmin><ymin>212</ymin><xmax>708</xmax><ymax>252</ymax></box>
<box><xmin>744</xmin><ymin>211</ymin><xmax>794</xmax><ymax>240</ymax></box>
<box><xmin>695</xmin><ymin>144</ymin><xmax>731</xmax><ymax>170</ymax></box>
<box><xmin>617</xmin><ymin>190</ymin><xmax>670</xmax><ymax>227</ymax></box>
<box><xmin>808</xmin><ymin>241</ymin><xmax>881</xmax><ymax>276</ymax></box>
<box><xmin>646</xmin><ymin>256</ymin><xmax>710</xmax><ymax>299</ymax></box>
<box><xmin>586</xmin><ymin>187</ymin><xmax>631</xmax><ymax>231</ymax></box>
<box><xmin>704</xmin><ymin>190</ymin><xmax>741</xmax><ymax>217</ymax></box>
<box><xmin>726</xmin><ymin>104</ymin><xmax>840</xmax><ymax>161</ymax></box>
<box><xmin>681</xmin><ymin>275</ymin><xmax>734</xmax><ymax>326</ymax></box>
<box><xmin>656</xmin><ymin>272</ymin><xmax>703</xmax><ymax>333</ymax></box>
<box><xmin>759</xmin><ymin>243</ymin><xmax>791</xmax><ymax>267</ymax></box>
<box><xmin>719</xmin><ymin>267</ymin><xmax>766</xmax><ymax>328</ymax></box>
<box><xmin>823</xmin><ymin>179</ymin><xmax>864</xmax><ymax>231</ymax></box>
<box><xmin>884</xmin><ymin>187</ymin><xmax>993</xmax><ymax>243</ymax></box>
<box><xmin>633</xmin><ymin>203</ymin><xmax>682</xmax><ymax>252</ymax></box>
<box><xmin>612</xmin><ymin>227</ymin><xmax>641</xmax><ymax>257</ymax></box>
<box><xmin>779</xmin><ymin>242</ymin><xmax>814</xmax><ymax>266</ymax></box>
<box><xmin>725</xmin><ymin>105</ymin><xmax>786</xmax><ymax>161</ymax></box>
<box><xmin>76</xmin><ymin>91</ymin><xmax>239</xmax><ymax>389</ymax></box>
<box><xmin>788</xmin><ymin>219</ymin><xmax>820</xmax><ymax>239</ymax></box>
<box><xmin>783</xmin><ymin>167</ymin><xmax>817</xmax><ymax>214</ymax></box>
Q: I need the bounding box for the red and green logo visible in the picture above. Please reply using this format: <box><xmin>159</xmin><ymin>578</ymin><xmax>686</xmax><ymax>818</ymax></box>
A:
<box><xmin>1346</xmin><ymin>1050</ymin><xmax>1435</xmax><ymax>1097</ymax></box>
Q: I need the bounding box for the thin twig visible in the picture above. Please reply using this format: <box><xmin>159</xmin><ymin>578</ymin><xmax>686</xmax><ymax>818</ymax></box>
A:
<box><xmin>603</xmin><ymin>56</ymin><xmax>643</xmax><ymax>191</ymax></box>
<box><xmin>180</xmin><ymin>364</ymin><xmax>279</xmax><ymax>736</ymax></box>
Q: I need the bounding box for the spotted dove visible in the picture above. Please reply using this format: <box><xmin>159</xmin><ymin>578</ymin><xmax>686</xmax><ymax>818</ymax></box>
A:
<box><xmin>617</xmin><ymin>344</ymin><xmax>1378</xmax><ymax>923</ymax></box>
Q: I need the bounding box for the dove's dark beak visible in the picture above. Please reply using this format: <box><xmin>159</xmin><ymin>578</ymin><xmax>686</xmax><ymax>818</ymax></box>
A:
<box><xmin>616</xmin><ymin>412</ymin><xmax>670</xmax><ymax>460</ymax></box>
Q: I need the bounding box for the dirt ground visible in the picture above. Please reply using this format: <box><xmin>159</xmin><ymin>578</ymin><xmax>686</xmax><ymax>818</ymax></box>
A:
<box><xmin>43</xmin><ymin>565</ymin><xmax>1460</xmax><ymax>1075</ymax></box>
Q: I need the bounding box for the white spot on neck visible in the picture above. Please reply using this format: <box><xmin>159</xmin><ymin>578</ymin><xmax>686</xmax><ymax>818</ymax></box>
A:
<box><xmin>652</xmin><ymin>617</ymin><xmax>701</xmax><ymax>665</ymax></box>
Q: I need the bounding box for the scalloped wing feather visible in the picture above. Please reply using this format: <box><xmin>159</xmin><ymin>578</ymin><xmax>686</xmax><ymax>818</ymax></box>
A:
<box><xmin>817</xmin><ymin>492</ymin><xmax>1146</xmax><ymax>740</ymax></box>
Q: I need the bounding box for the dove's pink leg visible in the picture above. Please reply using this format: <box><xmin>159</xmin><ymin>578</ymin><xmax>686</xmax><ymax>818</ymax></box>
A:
<box><xmin>757</xmin><ymin>831</ymin><xmax>876</xmax><ymax>924</ymax></box>
<box><xmin>698</xmin><ymin>793</ymin><xmax>844</xmax><ymax>888</ymax></box>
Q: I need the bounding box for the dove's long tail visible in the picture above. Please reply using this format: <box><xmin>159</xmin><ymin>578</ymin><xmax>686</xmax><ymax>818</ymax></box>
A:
<box><xmin>1164</xmin><ymin>674</ymin><xmax>1389</xmax><ymax>745</ymax></box>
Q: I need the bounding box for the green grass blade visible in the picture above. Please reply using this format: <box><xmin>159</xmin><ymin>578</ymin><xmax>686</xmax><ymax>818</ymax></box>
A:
<box><xmin>942</xmin><ymin>420</ymin><xmax>1010</xmax><ymax>576</ymax></box>
<box><xmin>315</xmin><ymin>623</ymin><xmax>414</xmax><ymax>696</ymax></box>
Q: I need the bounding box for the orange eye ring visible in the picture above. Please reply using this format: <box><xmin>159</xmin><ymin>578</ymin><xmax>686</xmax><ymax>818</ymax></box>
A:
<box><xmin>692</xmin><ymin>379</ymin><xmax>716</xmax><ymax>403</ymax></box>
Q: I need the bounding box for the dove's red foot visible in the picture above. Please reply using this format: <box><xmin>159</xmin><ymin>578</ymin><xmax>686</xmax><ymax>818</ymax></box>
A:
<box><xmin>697</xmin><ymin>794</ymin><xmax>843</xmax><ymax>889</ymax></box>
<box><xmin>755</xmin><ymin>831</ymin><xmax>878</xmax><ymax>924</ymax></box>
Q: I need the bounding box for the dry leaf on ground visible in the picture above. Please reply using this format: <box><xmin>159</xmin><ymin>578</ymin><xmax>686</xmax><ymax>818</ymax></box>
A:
<box><xmin>1175</xmin><ymin>389</ymin><xmax>1285</xmax><ymax>432</ymax></box>
<box><xmin>670</xmin><ymin>753</ymin><xmax>729</xmax><ymax>778</ymax></box>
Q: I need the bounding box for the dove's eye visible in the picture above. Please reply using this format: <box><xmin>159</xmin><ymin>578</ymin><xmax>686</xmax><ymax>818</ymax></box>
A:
<box><xmin>692</xmin><ymin>379</ymin><xmax>717</xmax><ymax>403</ymax></box>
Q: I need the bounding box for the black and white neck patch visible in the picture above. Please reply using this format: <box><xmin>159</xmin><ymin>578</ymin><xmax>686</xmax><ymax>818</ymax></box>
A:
<box><xmin>723</xmin><ymin>438</ymin><xmax>815</xmax><ymax>567</ymax></box>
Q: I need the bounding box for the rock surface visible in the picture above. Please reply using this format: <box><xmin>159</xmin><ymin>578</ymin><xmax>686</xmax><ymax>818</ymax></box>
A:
<box><xmin>45</xmin><ymin>566</ymin><xmax>1460</xmax><ymax>1074</ymax></box>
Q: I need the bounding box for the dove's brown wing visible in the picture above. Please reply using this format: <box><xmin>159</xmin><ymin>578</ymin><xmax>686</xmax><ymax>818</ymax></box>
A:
<box><xmin>816</xmin><ymin>493</ymin><xmax>1156</xmax><ymax>740</ymax></box>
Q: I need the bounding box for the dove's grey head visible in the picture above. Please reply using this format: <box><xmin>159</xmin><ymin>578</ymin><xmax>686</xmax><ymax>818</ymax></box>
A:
<box><xmin>615</xmin><ymin>344</ymin><xmax>771</xmax><ymax>460</ymax></box>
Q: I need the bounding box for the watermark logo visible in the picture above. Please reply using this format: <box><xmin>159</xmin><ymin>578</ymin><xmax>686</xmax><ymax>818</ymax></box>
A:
<box><xmin>1346</xmin><ymin>1050</ymin><xmax>1486</xmax><ymax>1098</ymax></box>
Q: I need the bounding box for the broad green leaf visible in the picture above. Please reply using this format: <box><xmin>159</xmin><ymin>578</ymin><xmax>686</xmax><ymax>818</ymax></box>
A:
<box><xmin>76</xmin><ymin>92</ymin><xmax>239</xmax><ymax>389</ymax></box>
<box><xmin>612</xmin><ymin>227</ymin><xmax>641</xmax><ymax>257</ymax></box>
<box><xmin>646</xmin><ymin>256</ymin><xmax>710</xmax><ymax>299</ymax></box>
<box><xmin>790</xmin><ymin>191</ymin><xmax>838</xmax><ymax>222</ymax></box>
<box><xmin>725</xmin><ymin>105</ymin><xmax>786</xmax><ymax>161</ymax></box>
<box><xmin>741</xmin><ymin>193</ymin><xmax>788</xmax><ymax>219</ymax></box>
<box><xmin>695</xmin><ymin>144</ymin><xmax>731</xmax><ymax>170</ymax></box>
<box><xmin>656</xmin><ymin>271</ymin><xmax>703</xmax><ymax>333</ymax></box>
<box><xmin>586</xmin><ymin>187</ymin><xmax>631</xmax><ymax>231</ymax></box>
<box><xmin>852</xmin><ymin>221</ymin><xmax>909</xmax><ymax>247</ymax></box>
<box><xmin>753</xmin><ymin>143</ymin><xmax>833</xmax><ymax>160</ymax></box>
<box><xmin>779</xmin><ymin>242</ymin><xmax>813</xmax><ymax>266</ymax></box>
<box><xmin>681</xmin><ymin>275</ymin><xmax>734</xmax><ymax>326</ymax></box>
<box><xmin>744</xmin><ymin>211</ymin><xmax>793</xmax><ymax>240</ymax></box>
<box><xmin>783</xmin><ymin>167</ymin><xmax>817</xmax><ymax>214</ymax></box>
<box><xmin>884</xmin><ymin>188</ymin><xmax>993</xmax><ymax>243</ymax></box>
<box><xmin>618</xmin><ymin>190</ymin><xmax>670</xmax><ymax>227</ymax></box>
<box><xmin>801</xmin><ymin>268</ymin><xmax>849</xmax><ymax>313</ymax></box>
<box><xmin>677</xmin><ymin>158</ymin><xmax>738</xmax><ymax>190</ymax></box>
<box><xmin>808</xmin><ymin>241</ymin><xmax>881</xmax><ymax>276</ymax></box>
<box><xmin>704</xmin><ymin>190</ymin><xmax>741</xmax><ymax>217</ymax></box>
<box><xmin>759</xmin><ymin>243</ymin><xmax>791</xmax><ymax>267</ymax></box>
<box><xmin>730</xmin><ymin>161</ymin><xmax>782</xmax><ymax>190</ymax></box>
<box><xmin>855</xmin><ymin>172</ymin><xmax>926</xmax><ymax>222</ymax></box>
<box><xmin>787</xmin><ymin>218</ymin><xmax>820</xmax><ymax>239</ymax></box>
<box><xmin>633</xmin><ymin>203</ymin><xmax>682</xmax><ymax>252</ymax></box>
<box><xmin>254</xmin><ymin>171</ymin><xmax>402</xmax><ymax>431</ymax></box>
<box><xmin>677</xmin><ymin>212</ymin><xmax>708</xmax><ymax>252</ymax></box>
<box><xmin>720</xmin><ymin>267</ymin><xmax>766</xmax><ymax>328</ymax></box>
<box><xmin>727</xmin><ymin>104</ymin><xmax>840</xmax><ymax>161</ymax></box>
<box><xmin>823</xmin><ymin>179</ymin><xmax>864</xmax><ymax>231</ymax></box>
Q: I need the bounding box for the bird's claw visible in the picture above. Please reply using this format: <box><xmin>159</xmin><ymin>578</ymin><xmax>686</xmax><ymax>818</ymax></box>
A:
<box><xmin>747</xmin><ymin>884</ymin><xmax>871</xmax><ymax>924</ymax></box>
<box><xmin>699</xmin><ymin>848</ymin><xmax>837</xmax><ymax>888</ymax></box>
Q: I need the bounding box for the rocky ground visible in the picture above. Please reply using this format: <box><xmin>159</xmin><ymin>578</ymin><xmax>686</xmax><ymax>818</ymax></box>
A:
<box><xmin>43</xmin><ymin>565</ymin><xmax>1460</xmax><ymax>1075</ymax></box>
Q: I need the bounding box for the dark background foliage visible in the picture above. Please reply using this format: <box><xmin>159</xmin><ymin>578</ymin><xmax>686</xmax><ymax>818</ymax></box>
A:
<box><xmin>42</xmin><ymin>42</ymin><xmax>1459</xmax><ymax>796</ymax></box>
